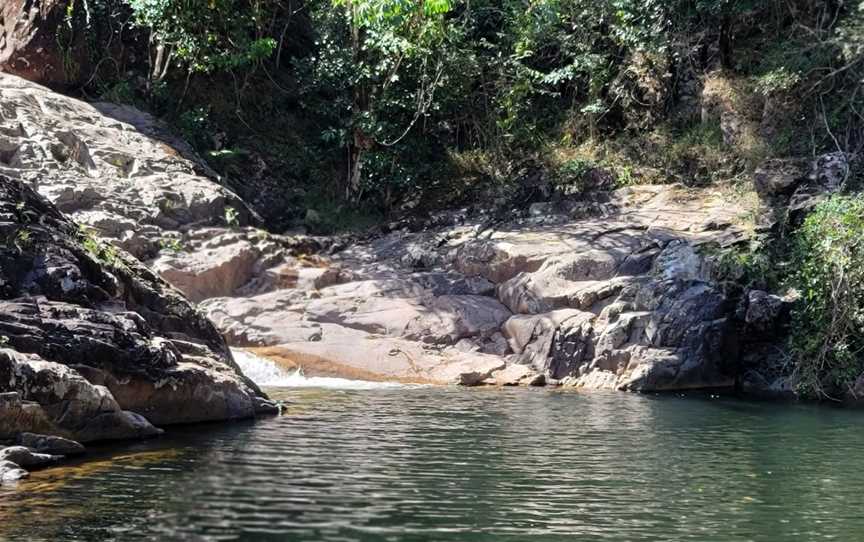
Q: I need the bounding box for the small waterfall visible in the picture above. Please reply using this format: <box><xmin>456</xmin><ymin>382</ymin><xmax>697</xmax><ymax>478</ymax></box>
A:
<box><xmin>232</xmin><ymin>349</ymin><xmax>409</xmax><ymax>389</ymax></box>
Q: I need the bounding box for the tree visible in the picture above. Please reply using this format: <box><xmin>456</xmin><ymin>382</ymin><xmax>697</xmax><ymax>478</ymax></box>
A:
<box><xmin>125</xmin><ymin>0</ymin><xmax>279</xmax><ymax>87</ymax></box>
<box><xmin>328</xmin><ymin>0</ymin><xmax>453</xmax><ymax>199</ymax></box>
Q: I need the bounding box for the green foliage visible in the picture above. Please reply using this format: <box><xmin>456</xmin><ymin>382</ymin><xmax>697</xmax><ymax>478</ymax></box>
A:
<box><xmin>125</xmin><ymin>0</ymin><xmax>277</xmax><ymax>73</ymax></box>
<box><xmin>80</xmin><ymin>227</ymin><xmax>122</xmax><ymax>267</ymax></box>
<box><xmin>176</xmin><ymin>107</ymin><xmax>214</xmax><ymax>151</ymax></box>
<box><xmin>788</xmin><ymin>195</ymin><xmax>864</xmax><ymax>400</ymax></box>
<box><xmin>753</xmin><ymin>67</ymin><xmax>802</xmax><ymax>96</ymax></box>
<box><xmin>71</xmin><ymin>0</ymin><xmax>863</xmax><ymax>218</ymax></box>
<box><xmin>549</xmin><ymin>158</ymin><xmax>593</xmax><ymax>195</ymax></box>
<box><xmin>13</xmin><ymin>228</ymin><xmax>32</xmax><ymax>253</ymax></box>
<box><xmin>709</xmin><ymin>242</ymin><xmax>780</xmax><ymax>293</ymax></box>
<box><xmin>159</xmin><ymin>237</ymin><xmax>184</xmax><ymax>252</ymax></box>
<box><xmin>224</xmin><ymin>206</ymin><xmax>240</xmax><ymax>227</ymax></box>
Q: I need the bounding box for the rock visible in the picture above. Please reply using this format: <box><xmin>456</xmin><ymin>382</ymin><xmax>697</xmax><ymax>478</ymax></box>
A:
<box><xmin>201</xmin><ymin>291</ymin><xmax>320</xmax><ymax>347</ymax></box>
<box><xmin>152</xmin><ymin>239</ymin><xmax>260</xmax><ymax>302</ymax></box>
<box><xmin>433</xmin><ymin>355</ymin><xmax>507</xmax><ymax>386</ymax></box>
<box><xmin>0</xmin><ymin>74</ymin><xmax>252</xmax><ymax>262</ymax></box>
<box><xmin>0</xmin><ymin>446</ymin><xmax>61</xmax><ymax>468</ymax></box>
<box><xmin>504</xmin><ymin>309</ymin><xmax>596</xmax><ymax>379</ymax></box>
<box><xmin>528</xmin><ymin>373</ymin><xmax>547</xmax><ymax>386</ymax></box>
<box><xmin>757</xmin><ymin>152</ymin><xmax>855</xmax><ymax>229</ymax></box>
<box><xmin>753</xmin><ymin>159</ymin><xmax>807</xmax><ymax>197</ymax></box>
<box><xmin>412</xmin><ymin>272</ymin><xmax>495</xmax><ymax>297</ymax></box>
<box><xmin>744</xmin><ymin>290</ymin><xmax>786</xmax><ymax>333</ymax></box>
<box><xmin>0</xmin><ymin>174</ymin><xmax>275</xmax><ymax>441</ymax></box>
<box><xmin>0</xmin><ymin>350</ymin><xmax>163</xmax><ymax>442</ymax></box>
<box><xmin>18</xmin><ymin>433</ymin><xmax>85</xmax><ymax>456</ymax></box>
<box><xmin>408</xmin><ymin>295</ymin><xmax>512</xmax><ymax>344</ymax></box>
<box><xmin>490</xmin><ymin>364</ymin><xmax>542</xmax><ymax>386</ymax></box>
<box><xmin>0</xmin><ymin>460</ymin><xmax>28</xmax><ymax>484</ymax></box>
<box><xmin>251</xmin><ymin>324</ymin><xmax>505</xmax><ymax>385</ymax></box>
<box><xmin>810</xmin><ymin>151</ymin><xmax>852</xmax><ymax>189</ymax></box>
<box><xmin>652</xmin><ymin>240</ymin><xmax>706</xmax><ymax>282</ymax></box>
<box><xmin>201</xmin><ymin>184</ymin><xmax>751</xmax><ymax>392</ymax></box>
<box><xmin>401</xmin><ymin>243</ymin><xmax>439</xmax><ymax>269</ymax></box>
<box><xmin>0</xmin><ymin>1</ymin><xmax>76</xmax><ymax>87</ymax></box>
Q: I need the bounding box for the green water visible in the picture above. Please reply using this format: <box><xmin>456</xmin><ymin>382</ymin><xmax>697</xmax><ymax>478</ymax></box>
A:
<box><xmin>2</xmin><ymin>387</ymin><xmax>863</xmax><ymax>541</ymax></box>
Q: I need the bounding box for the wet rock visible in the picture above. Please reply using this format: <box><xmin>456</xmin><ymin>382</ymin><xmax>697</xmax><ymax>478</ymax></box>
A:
<box><xmin>18</xmin><ymin>433</ymin><xmax>85</xmax><ymax>456</ymax></box>
<box><xmin>254</xmin><ymin>324</ymin><xmax>506</xmax><ymax>385</ymax></box>
<box><xmin>0</xmin><ymin>460</ymin><xmax>28</xmax><ymax>484</ymax></box>
<box><xmin>0</xmin><ymin>446</ymin><xmax>62</xmax><ymax>468</ymax></box>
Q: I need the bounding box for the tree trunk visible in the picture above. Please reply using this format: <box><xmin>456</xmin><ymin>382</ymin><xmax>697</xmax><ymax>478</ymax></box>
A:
<box><xmin>719</xmin><ymin>13</ymin><xmax>734</xmax><ymax>69</ymax></box>
<box><xmin>346</xmin><ymin>1</ymin><xmax>370</xmax><ymax>200</ymax></box>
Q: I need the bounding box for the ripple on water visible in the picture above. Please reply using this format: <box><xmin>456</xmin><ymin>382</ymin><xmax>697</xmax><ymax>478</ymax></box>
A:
<box><xmin>3</xmin><ymin>388</ymin><xmax>864</xmax><ymax>542</ymax></box>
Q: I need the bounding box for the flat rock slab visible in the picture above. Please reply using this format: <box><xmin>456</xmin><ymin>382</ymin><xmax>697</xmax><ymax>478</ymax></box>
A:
<box><xmin>251</xmin><ymin>325</ymin><xmax>505</xmax><ymax>385</ymax></box>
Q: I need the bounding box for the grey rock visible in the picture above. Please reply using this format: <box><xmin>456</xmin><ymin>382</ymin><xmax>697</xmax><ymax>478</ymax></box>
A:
<box><xmin>0</xmin><ymin>174</ymin><xmax>274</xmax><ymax>441</ymax></box>
<box><xmin>745</xmin><ymin>290</ymin><xmax>786</xmax><ymax>332</ymax></box>
<box><xmin>753</xmin><ymin>159</ymin><xmax>807</xmax><ymax>197</ymax></box>
<box><xmin>0</xmin><ymin>446</ymin><xmax>62</xmax><ymax>468</ymax></box>
<box><xmin>18</xmin><ymin>433</ymin><xmax>85</xmax><ymax>456</ymax></box>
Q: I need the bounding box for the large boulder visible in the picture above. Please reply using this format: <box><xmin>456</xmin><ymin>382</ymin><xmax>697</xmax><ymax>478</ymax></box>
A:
<box><xmin>0</xmin><ymin>74</ymin><xmax>252</xmax><ymax>261</ymax></box>
<box><xmin>0</xmin><ymin>174</ymin><xmax>275</xmax><ymax>442</ymax></box>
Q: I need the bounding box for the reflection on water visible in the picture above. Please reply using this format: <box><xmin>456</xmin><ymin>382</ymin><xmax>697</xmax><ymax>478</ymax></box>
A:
<box><xmin>3</xmin><ymin>387</ymin><xmax>864</xmax><ymax>542</ymax></box>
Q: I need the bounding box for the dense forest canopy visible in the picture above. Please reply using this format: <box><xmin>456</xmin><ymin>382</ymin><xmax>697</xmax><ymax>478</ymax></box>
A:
<box><xmin>62</xmin><ymin>0</ymin><xmax>863</xmax><ymax>207</ymax></box>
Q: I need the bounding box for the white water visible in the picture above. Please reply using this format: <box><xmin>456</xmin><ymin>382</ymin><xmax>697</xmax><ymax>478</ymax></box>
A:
<box><xmin>232</xmin><ymin>348</ymin><xmax>407</xmax><ymax>390</ymax></box>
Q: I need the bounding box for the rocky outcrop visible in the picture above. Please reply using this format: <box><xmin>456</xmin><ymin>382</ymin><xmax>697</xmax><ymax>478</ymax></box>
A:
<box><xmin>0</xmin><ymin>173</ymin><xmax>276</xmax><ymax>444</ymax></box>
<box><xmin>202</xmin><ymin>184</ymin><xmax>752</xmax><ymax>391</ymax></box>
<box><xmin>753</xmin><ymin>152</ymin><xmax>855</xmax><ymax>232</ymax></box>
<box><xmin>0</xmin><ymin>73</ymin><xmax>761</xmax><ymax>393</ymax></box>
<box><xmin>0</xmin><ymin>74</ymin><xmax>254</xmax><ymax>261</ymax></box>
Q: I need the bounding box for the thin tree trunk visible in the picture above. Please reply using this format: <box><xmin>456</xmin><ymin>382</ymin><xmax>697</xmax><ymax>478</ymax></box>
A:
<box><xmin>152</xmin><ymin>42</ymin><xmax>165</xmax><ymax>83</ymax></box>
<box><xmin>346</xmin><ymin>1</ymin><xmax>369</xmax><ymax>200</ymax></box>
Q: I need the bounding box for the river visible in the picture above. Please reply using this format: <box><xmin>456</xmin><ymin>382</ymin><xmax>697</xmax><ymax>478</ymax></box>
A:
<box><xmin>1</xmin><ymin>355</ymin><xmax>863</xmax><ymax>541</ymax></box>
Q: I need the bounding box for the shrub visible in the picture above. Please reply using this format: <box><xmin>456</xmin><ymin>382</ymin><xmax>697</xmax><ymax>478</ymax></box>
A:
<box><xmin>549</xmin><ymin>158</ymin><xmax>593</xmax><ymax>195</ymax></box>
<box><xmin>789</xmin><ymin>195</ymin><xmax>864</xmax><ymax>399</ymax></box>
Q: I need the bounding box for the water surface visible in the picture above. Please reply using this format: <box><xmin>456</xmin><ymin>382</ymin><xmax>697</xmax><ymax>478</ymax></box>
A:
<box><xmin>2</xmin><ymin>386</ymin><xmax>863</xmax><ymax>541</ymax></box>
